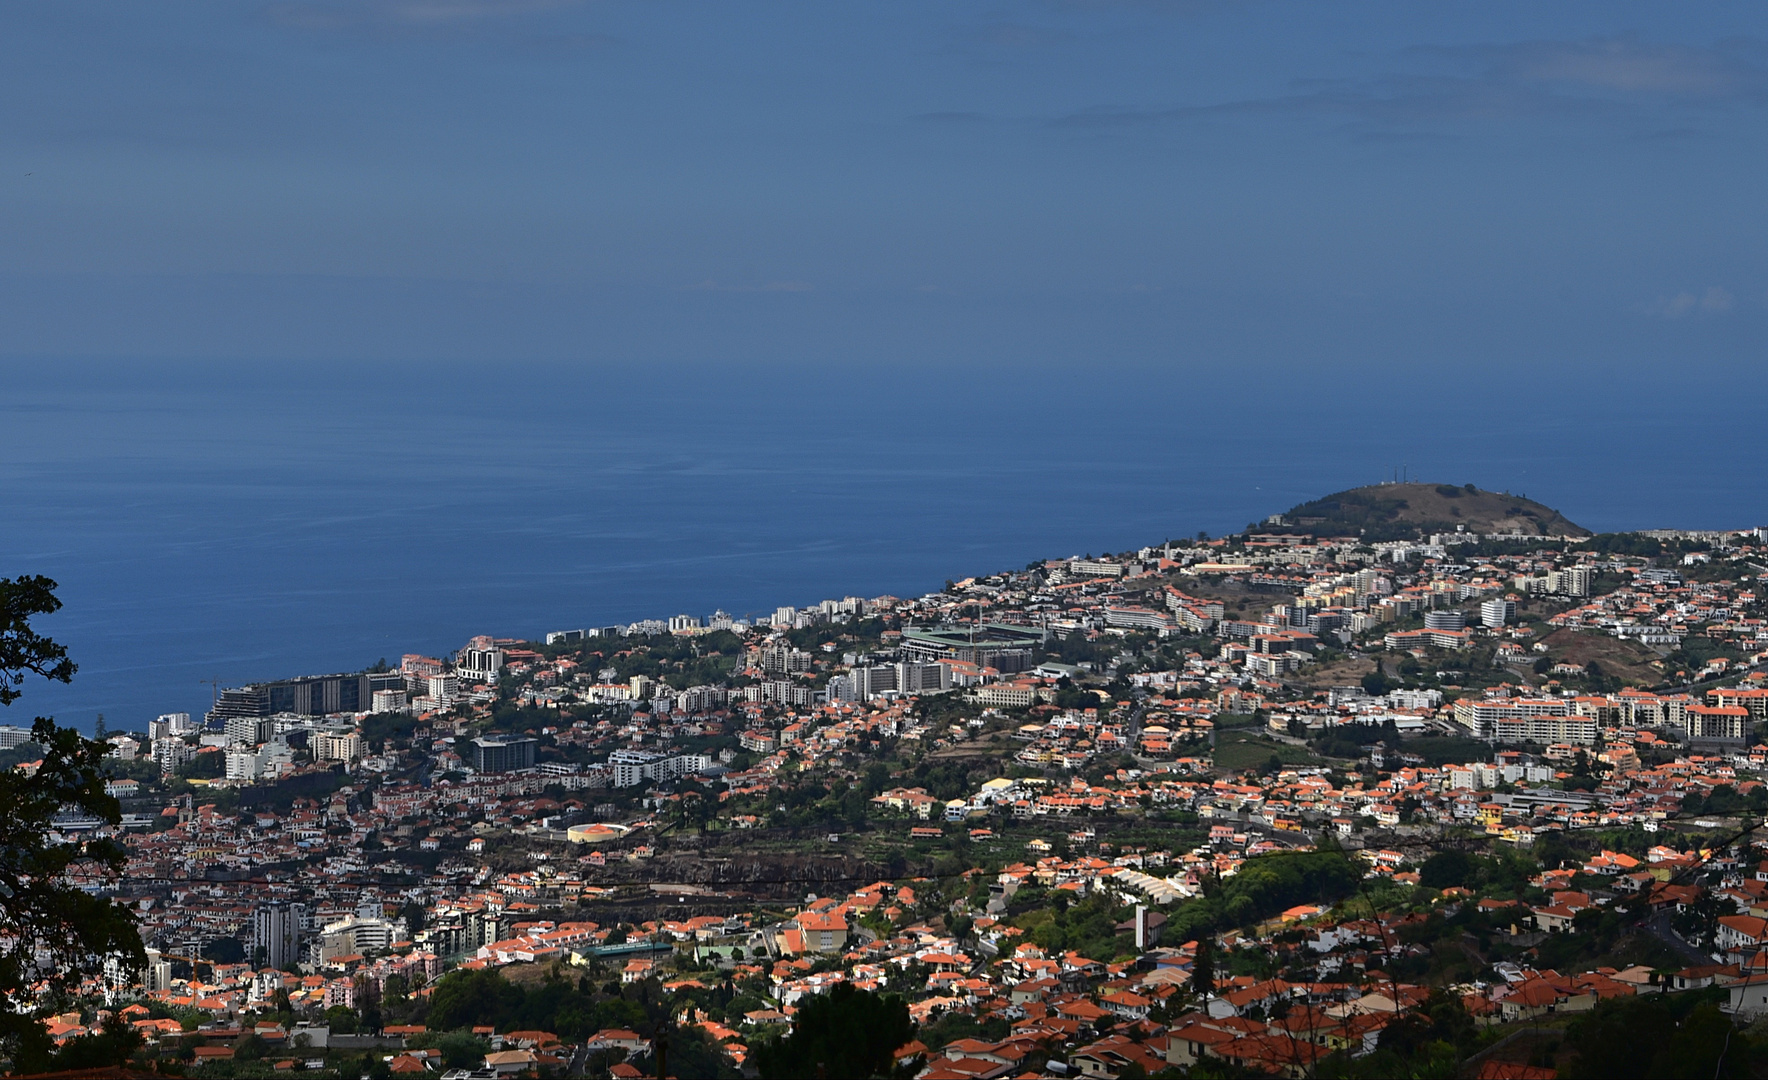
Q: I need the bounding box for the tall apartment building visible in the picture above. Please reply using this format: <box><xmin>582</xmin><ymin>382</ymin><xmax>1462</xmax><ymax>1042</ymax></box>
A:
<box><xmin>673</xmin><ymin>685</ymin><xmax>726</xmax><ymax>713</ymax></box>
<box><xmin>471</xmin><ymin>734</ymin><xmax>537</xmax><ymax>773</ymax></box>
<box><xmin>206</xmin><ymin>672</ymin><xmax>407</xmax><ymax>725</ymax></box>
<box><xmin>254</xmin><ymin>902</ymin><xmax>307</xmax><ymax>970</ymax></box>
<box><xmin>900</xmin><ymin>661</ymin><xmax>951</xmax><ymax>693</ymax></box>
<box><xmin>826</xmin><ymin>675</ymin><xmax>857</xmax><ymax>703</ymax></box>
<box><xmin>1686</xmin><ymin>705</ymin><xmax>1751</xmax><ymax>743</ymax></box>
<box><xmin>760</xmin><ymin>645</ymin><xmax>814</xmax><ymax>674</ymax></box>
<box><xmin>314</xmin><ymin>729</ymin><xmax>363</xmax><ymax>763</ymax></box>
<box><xmin>847</xmin><ymin>661</ymin><xmax>950</xmax><ymax>701</ymax></box>
<box><xmin>456</xmin><ymin>637</ymin><xmax>505</xmax><ymax>683</ymax></box>
<box><xmin>318</xmin><ymin>913</ymin><xmax>401</xmax><ymax>962</ymax></box>
<box><xmin>1423</xmin><ymin>610</ymin><xmax>1467</xmax><ymax>631</ymax></box>
<box><xmin>851</xmin><ymin>664</ymin><xmax>896</xmax><ymax>699</ymax></box>
<box><xmin>152</xmin><ymin>737</ymin><xmax>195</xmax><ymax>775</ymax></box>
<box><xmin>226</xmin><ymin>715</ymin><xmax>276</xmax><ymax>748</ymax></box>
<box><xmin>1547</xmin><ymin>567</ymin><xmax>1593</xmax><ymax>597</ymax></box>
<box><xmin>755</xmin><ymin>680</ymin><xmax>815</xmax><ymax>708</ymax></box>
<box><xmin>142</xmin><ymin>948</ymin><xmax>174</xmax><ymax>993</ymax></box>
<box><xmin>426</xmin><ymin>673</ymin><xmax>459</xmax><ymax>706</ymax></box>
<box><xmin>148</xmin><ymin>713</ymin><xmax>193</xmax><ymax>741</ymax></box>
<box><xmin>607</xmin><ymin>750</ymin><xmax>713</xmax><ymax>788</ymax></box>
<box><xmin>1453</xmin><ymin>697</ymin><xmax>1596</xmax><ymax>744</ymax></box>
<box><xmin>1480</xmin><ymin>597</ymin><xmax>1516</xmax><ymax>628</ymax></box>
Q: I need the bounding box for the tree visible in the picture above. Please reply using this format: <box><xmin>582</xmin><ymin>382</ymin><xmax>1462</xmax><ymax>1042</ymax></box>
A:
<box><xmin>1562</xmin><ymin>994</ymin><xmax>1753</xmax><ymax>1078</ymax></box>
<box><xmin>425</xmin><ymin>967</ymin><xmax>524</xmax><ymax>1032</ymax></box>
<box><xmin>0</xmin><ymin>576</ymin><xmax>77</xmax><ymax>706</ymax></box>
<box><xmin>0</xmin><ymin>576</ymin><xmax>144</xmax><ymax>1071</ymax></box>
<box><xmin>1418</xmin><ymin>850</ymin><xmax>1473</xmax><ymax>891</ymax></box>
<box><xmin>752</xmin><ymin>982</ymin><xmax>912</xmax><ymax>1079</ymax></box>
<box><xmin>1191</xmin><ymin>938</ymin><xmax>1215</xmax><ymax>996</ymax></box>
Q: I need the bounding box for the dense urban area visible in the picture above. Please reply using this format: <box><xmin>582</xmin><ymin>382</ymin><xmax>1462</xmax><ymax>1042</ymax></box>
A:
<box><xmin>18</xmin><ymin>484</ymin><xmax>1768</xmax><ymax>1078</ymax></box>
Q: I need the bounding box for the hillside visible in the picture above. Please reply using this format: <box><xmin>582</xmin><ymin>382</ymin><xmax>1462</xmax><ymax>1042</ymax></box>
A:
<box><xmin>1264</xmin><ymin>483</ymin><xmax>1589</xmax><ymax>542</ymax></box>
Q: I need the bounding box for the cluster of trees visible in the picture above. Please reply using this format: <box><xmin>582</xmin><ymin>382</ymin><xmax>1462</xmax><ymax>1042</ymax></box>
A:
<box><xmin>1310</xmin><ymin>991</ymin><xmax>1485</xmax><ymax>1078</ymax></box>
<box><xmin>1560</xmin><ymin>991</ymin><xmax>1755</xmax><ymax>1078</ymax></box>
<box><xmin>750</xmin><ymin>982</ymin><xmax>912</xmax><ymax>1080</ymax></box>
<box><xmin>1166</xmin><ymin>849</ymin><xmax>1361</xmax><ymax>942</ymax></box>
<box><xmin>0</xmin><ymin>576</ymin><xmax>148</xmax><ymax>1072</ymax></box>
<box><xmin>1312</xmin><ymin>718</ymin><xmax>1401</xmax><ymax>760</ymax></box>
<box><xmin>590</xmin><ymin>630</ymin><xmax>743</xmax><ymax>690</ymax></box>
<box><xmin>426</xmin><ymin>967</ymin><xmax>655</xmax><ymax>1041</ymax></box>
<box><xmin>1681</xmin><ymin>782</ymin><xmax>1768</xmax><ymax>818</ymax></box>
<box><xmin>763</xmin><ymin>774</ymin><xmax>874</xmax><ymax>829</ymax></box>
<box><xmin>1007</xmin><ymin>892</ymin><xmax>1130</xmax><ymax>961</ymax></box>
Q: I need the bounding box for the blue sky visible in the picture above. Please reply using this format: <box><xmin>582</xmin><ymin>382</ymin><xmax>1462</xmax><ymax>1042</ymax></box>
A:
<box><xmin>7</xmin><ymin>3</ymin><xmax>1768</xmax><ymax>725</ymax></box>
<box><xmin>2</xmin><ymin>1</ymin><xmax>1767</xmax><ymax>370</ymax></box>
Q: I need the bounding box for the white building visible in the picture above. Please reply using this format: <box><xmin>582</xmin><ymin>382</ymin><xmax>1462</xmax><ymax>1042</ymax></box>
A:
<box><xmin>1480</xmin><ymin>597</ymin><xmax>1516</xmax><ymax>628</ymax></box>
<box><xmin>607</xmin><ymin>750</ymin><xmax>713</xmax><ymax>788</ymax></box>
<box><xmin>456</xmin><ymin>637</ymin><xmax>505</xmax><ymax>683</ymax></box>
<box><xmin>253</xmin><ymin>902</ymin><xmax>307</xmax><ymax>970</ymax></box>
<box><xmin>314</xmin><ymin>729</ymin><xmax>363</xmax><ymax>764</ymax></box>
<box><xmin>148</xmin><ymin>712</ymin><xmax>194</xmax><ymax>741</ymax></box>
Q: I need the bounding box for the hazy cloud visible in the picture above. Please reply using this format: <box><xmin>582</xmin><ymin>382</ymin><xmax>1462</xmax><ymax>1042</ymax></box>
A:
<box><xmin>1461</xmin><ymin>36</ymin><xmax>1768</xmax><ymax>99</ymax></box>
<box><xmin>683</xmin><ymin>280</ymin><xmax>814</xmax><ymax>293</ymax></box>
<box><xmin>266</xmin><ymin>0</ymin><xmax>578</xmax><ymax>33</ymax></box>
<box><xmin>1648</xmin><ymin>286</ymin><xmax>1734</xmax><ymax>318</ymax></box>
<box><xmin>1051</xmin><ymin>35</ymin><xmax>1768</xmax><ymax>135</ymax></box>
<box><xmin>947</xmin><ymin>21</ymin><xmax>1079</xmax><ymax>52</ymax></box>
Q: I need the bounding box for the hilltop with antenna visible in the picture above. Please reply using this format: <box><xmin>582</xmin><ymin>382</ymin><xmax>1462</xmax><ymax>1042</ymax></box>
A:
<box><xmin>1259</xmin><ymin>482</ymin><xmax>1590</xmax><ymax>542</ymax></box>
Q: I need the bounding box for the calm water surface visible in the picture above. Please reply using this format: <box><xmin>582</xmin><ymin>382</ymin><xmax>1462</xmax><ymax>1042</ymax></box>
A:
<box><xmin>2</xmin><ymin>358</ymin><xmax>1762</xmax><ymax>729</ymax></box>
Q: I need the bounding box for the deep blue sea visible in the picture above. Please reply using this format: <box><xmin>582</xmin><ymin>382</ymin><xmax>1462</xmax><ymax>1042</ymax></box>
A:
<box><xmin>3</xmin><ymin>357</ymin><xmax>1764</xmax><ymax>731</ymax></box>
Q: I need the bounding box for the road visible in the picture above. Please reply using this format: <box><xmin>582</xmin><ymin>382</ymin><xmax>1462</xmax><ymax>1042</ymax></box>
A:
<box><xmin>1643</xmin><ymin>910</ymin><xmax>1713</xmax><ymax>966</ymax></box>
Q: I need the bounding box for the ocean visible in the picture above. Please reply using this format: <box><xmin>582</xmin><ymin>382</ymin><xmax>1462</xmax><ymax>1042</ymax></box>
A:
<box><xmin>2</xmin><ymin>357</ymin><xmax>1763</xmax><ymax>730</ymax></box>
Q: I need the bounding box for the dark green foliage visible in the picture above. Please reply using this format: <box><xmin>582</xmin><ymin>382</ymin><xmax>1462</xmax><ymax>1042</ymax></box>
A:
<box><xmin>1318</xmin><ymin>993</ymin><xmax>1481</xmax><ymax>1078</ymax></box>
<box><xmin>202</xmin><ymin>936</ymin><xmax>246</xmax><ymax>964</ymax></box>
<box><xmin>1166</xmin><ymin>849</ymin><xmax>1361</xmax><ymax>940</ymax></box>
<box><xmin>0</xmin><ymin>575</ymin><xmax>77</xmax><ymax>706</ymax></box>
<box><xmin>1396</xmin><ymin>736</ymin><xmax>1491</xmax><ymax>767</ymax></box>
<box><xmin>589</xmin><ymin>632</ymin><xmax>741</xmax><ymax>691</ymax></box>
<box><xmin>1417</xmin><ymin>850</ymin><xmax>1473</xmax><ymax>890</ymax></box>
<box><xmin>0</xmin><ymin>577</ymin><xmax>144</xmax><ymax>1071</ymax></box>
<box><xmin>432</xmin><ymin>1032</ymin><xmax>492</xmax><ymax>1069</ymax></box>
<box><xmin>1562</xmin><ymin>994</ymin><xmax>1753</xmax><ymax>1078</ymax></box>
<box><xmin>1311</xmin><ymin>719</ymin><xmax>1401</xmax><ymax>761</ymax></box>
<box><xmin>1682</xmin><ymin>783</ymin><xmax>1768</xmax><ymax>818</ymax></box>
<box><xmin>1191</xmin><ymin>938</ymin><xmax>1214</xmax><ymax>995</ymax></box>
<box><xmin>1014</xmin><ymin>893</ymin><xmax>1129</xmax><ymax>960</ymax></box>
<box><xmin>633</xmin><ymin>1024</ymin><xmax>742</xmax><ymax>1080</ymax></box>
<box><xmin>912</xmin><ymin>759</ymin><xmax>998</xmax><ymax>802</ymax></box>
<box><xmin>325</xmin><ymin>1004</ymin><xmax>360</xmax><ymax>1034</ymax></box>
<box><xmin>752</xmin><ymin>983</ymin><xmax>912</xmax><ymax>1079</ymax></box>
<box><xmin>37</xmin><ymin>1016</ymin><xmax>144</xmax><ymax>1073</ymax></box>
<box><xmin>425</xmin><ymin>968</ymin><xmax>650</xmax><ymax>1041</ymax></box>
<box><xmin>1574</xmin><ymin>533</ymin><xmax>1664</xmax><ymax>558</ymax></box>
<box><xmin>177</xmin><ymin>748</ymin><xmax>226</xmax><ymax>780</ymax></box>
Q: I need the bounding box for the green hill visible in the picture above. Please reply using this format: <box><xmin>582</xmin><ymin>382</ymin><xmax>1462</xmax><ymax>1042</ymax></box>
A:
<box><xmin>1263</xmin><ymin>483</ymin><xmax>1589</xmax><ymax>542</ymax></box>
